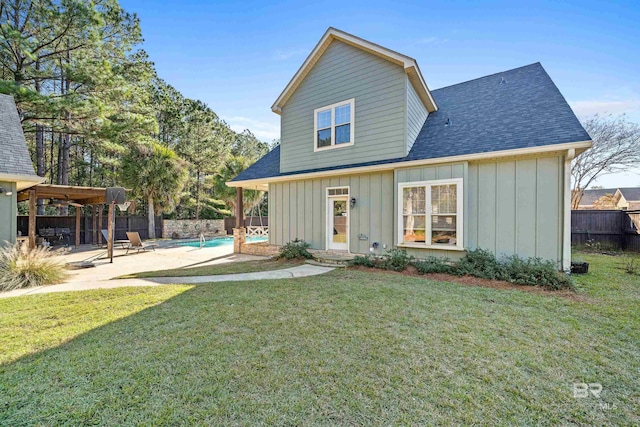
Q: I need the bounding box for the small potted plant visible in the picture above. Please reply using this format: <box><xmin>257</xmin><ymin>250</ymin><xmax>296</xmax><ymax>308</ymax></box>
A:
<box><xmin>571</xmin><ymin>257</ymin><xmax>589</xmax><ymax>274</ymax></box>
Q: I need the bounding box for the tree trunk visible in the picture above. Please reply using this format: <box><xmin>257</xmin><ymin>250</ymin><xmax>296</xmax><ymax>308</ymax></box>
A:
<box><xmin>35</xmin><ymin>59</ymin><xmax>45</xmax><ymax>215</ymax></box>
<box><xmin>195</xmin><ymin>169</ymin><xmax>200</xmax><ymax>220</ymax></box>
<box><xmin>148</xmin><ymin>193</ymin><xmax>155</xmax><ymax>239</ymax></box>
<box><xmin>36</xmin><ymin>124</ymin><xmax>45</xmax><ymax>214</ymax></box>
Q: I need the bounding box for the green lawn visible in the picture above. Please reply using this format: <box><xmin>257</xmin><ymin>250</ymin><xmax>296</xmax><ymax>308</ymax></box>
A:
<box><xmin>0</xmin><ymin>253</ymin><xmax>638</xmax><ymax>425</ymax></box>
<box><xmin>117</xmin><ymin>258</ymin><xmax>304</xmax><ymax>278</ymax></box>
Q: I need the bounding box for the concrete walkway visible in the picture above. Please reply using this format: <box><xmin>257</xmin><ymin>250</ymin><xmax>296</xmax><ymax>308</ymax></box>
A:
<box><xmin>0</xmin><ymin>265</ymin><xmax>334</xmax><ymax>298</ymax></box>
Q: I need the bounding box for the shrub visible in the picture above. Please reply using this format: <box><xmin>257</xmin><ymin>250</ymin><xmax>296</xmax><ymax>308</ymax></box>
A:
<box><xmin>350</xmin><ymin>254</ymin><xmax>378</xmax><ymax>268</ymax></box>
<box><xmin>455</xmin><ymin>249</ymin><xmax>507</xmax><ymax>280</ymax></box>
<box><xmin>350</xmin><ymin>249</ymin><xmax>412</xmax><ymax>271</ymax></box>
<box><xmin>278</xmin><ymin>239</ymin><xmax>312</xmax><ymax>259</ymax></box>
<box><xmin>502</xmin><ymin>255</ymin><xmax>574</xmax><ymax>290</ymax></box>
<box><xmin>0</xmin><ymin>243</ymin><xmax>67</xmax><ymax>291</ymax></box>
<box><xmin>379</xmin><ymin>248</ymin><xmax>413</xmax><ymax>272</ymax></box>
<box><xmin>412</xmin><ymin>256</ymin><xmax>453</xmax><ymax>274</ymax></box>
<box><xmin>624</xmin><ymin>257</ymin><xmax>639</xmax><ymax>275</ymax></box>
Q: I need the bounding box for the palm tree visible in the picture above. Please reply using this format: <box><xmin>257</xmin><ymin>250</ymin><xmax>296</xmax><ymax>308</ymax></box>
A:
<box><xmin>121</xmin><ymin>141</ymin><xmax>189</xmax><ymax>238</ymax></box>
<box><xmin>213</xmin><ymin>155</ymin><xmax>264</xmax><ymax>216</ymax></box>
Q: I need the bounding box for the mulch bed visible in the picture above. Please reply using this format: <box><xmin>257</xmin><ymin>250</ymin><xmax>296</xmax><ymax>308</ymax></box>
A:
<box><xmin>347</xmin><ymin>265</ymin><xmax>590</xmax><ymax>302</ymax></box>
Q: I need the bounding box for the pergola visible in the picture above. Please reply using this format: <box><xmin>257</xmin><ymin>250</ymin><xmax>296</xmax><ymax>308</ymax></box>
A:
<box><xmin>17</xmin><ymin>184</ymin><xmax>107</xmax><ymax>249</ymax></box>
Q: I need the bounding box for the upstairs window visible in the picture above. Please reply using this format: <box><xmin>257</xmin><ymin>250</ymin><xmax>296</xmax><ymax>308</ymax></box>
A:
<box><xmin>314</xmin><ymin>98</ymin><xmax>354</xmax><ymax>151</ymax></box>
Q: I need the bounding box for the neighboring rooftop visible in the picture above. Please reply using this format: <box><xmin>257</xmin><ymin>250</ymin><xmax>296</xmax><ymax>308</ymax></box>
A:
<box><xmin>0</xmin><ymin>94</ymin><xmax>37</xmax><ymax>179</ymax></box>
<box><xmin>232</xmin><ymin>63</ymin><xmax>591</xmax><ymax>183</ymax></box>
<box><xmin>618</xmin><ymin>187</ymin><xmax>640</xmax><ymax>201</ymax></box>
<box><xmin>579</xmin><ymin>188</ymin><xmax>619</xmax><ymax>206</ymax></box>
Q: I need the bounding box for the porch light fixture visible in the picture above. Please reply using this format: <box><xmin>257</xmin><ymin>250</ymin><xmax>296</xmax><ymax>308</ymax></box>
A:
<box><xmin>0</xmin><ymin>187</ymin><xmax>12</xmax><ymax>196</ymax></box>
<box><xmin>350</xmin><ymin>197</ymin><xmax>356</xmax><ymax>208</ymax></box>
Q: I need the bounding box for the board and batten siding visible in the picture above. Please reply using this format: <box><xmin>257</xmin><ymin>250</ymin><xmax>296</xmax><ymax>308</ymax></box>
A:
<box><xmin>466</xmin><ymin>156</ymin><xmax>564</xmax><ymax>263</ymax></box>
<box><xmin>280</xmin><ymin>40</ymin><xmax>407</xmax><ymax>173</ymax></box>
<box><xmin>268</xmin><ymin>154</ymin><xmax>566</xmax><ymax>262</ymax></box>
<box><xmin>406</xmin><ymin>77</ymin><xmax>428</xmax><ymax>154</ymax></box>
<box><xmin>394</xmin><ymin>156</ymin><xmax>565</xmax><ymax>262</ymax></box>
<box><xmin>268</xmin><ymin>171</ymin><xmax>394</xmax><ymax>254</ymax></box>
<box><xmin>0</xmin><ymin>181</ymin><xmax>17</xmax><ymax>245</ymax></box>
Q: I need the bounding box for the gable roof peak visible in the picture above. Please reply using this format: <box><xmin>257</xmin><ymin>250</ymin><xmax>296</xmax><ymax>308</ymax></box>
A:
<box><xmin>271</xmin><ymin>27</ymin><xmax>437</xmax><ymax>115</ymax></box>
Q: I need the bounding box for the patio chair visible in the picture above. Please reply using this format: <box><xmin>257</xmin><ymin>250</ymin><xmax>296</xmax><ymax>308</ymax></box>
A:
<box><xmin>125</xmin><ymin>231</ymin><xmax>158</xmax><ymax>254</ymax></box>
<box><xmin>100</xmin><ymin>229</ymin><xmax>131</xmax><ymax>249</ymax></box>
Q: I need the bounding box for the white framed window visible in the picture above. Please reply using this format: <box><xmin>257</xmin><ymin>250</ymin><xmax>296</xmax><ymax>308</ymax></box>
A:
<box><xmin>397</xmin><ymin>178</ymin><xmax>463</xmax><ymax>250</ymax></box>
<box><xmin>314</xmin><ymin>98</ymin><xmax>355</xmax><ymax>151</ymax></box>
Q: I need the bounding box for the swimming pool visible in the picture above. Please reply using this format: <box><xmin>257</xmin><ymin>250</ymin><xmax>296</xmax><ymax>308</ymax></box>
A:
<box><xmin>177</xmin><ymin>236</ymin><xmax>268</xmax><ymax>248</ymax></box>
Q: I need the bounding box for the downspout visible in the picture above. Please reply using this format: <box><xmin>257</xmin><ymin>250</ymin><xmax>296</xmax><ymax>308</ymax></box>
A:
<box><xmin>562</xmin><ymin>149</ymin><xmax>576</xmax><ymax>272</ymax></box>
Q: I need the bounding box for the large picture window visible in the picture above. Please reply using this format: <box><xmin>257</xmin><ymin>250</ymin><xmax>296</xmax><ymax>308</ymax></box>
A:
<box><xmin>398</xmin><ymin>178</ymin><xmax>463</xmax><ymax>250</ymax></box>
<box><xmin>314</xmin><ymin>99</ymin><xmax>355</xmax><ymax>151</ymax></box>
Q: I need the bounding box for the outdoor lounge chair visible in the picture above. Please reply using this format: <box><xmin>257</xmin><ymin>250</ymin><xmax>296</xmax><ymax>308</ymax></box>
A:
<box><xmin>125</xmin><ymin>231</ymin><xmax>158</xmax><ymax>254</ymax></box>
<box><xmin>100</xmin><ymin>229</ymin><xmax>131</xmax><ymax>249</ymax></box>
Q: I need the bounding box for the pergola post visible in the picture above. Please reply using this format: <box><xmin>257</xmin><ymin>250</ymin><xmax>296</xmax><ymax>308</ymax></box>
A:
<box><xmin>75</xmin><ymin>206</ymin><xmax>81</xmax><ymax>248</ymax></box>
<box><xmin>98</xmin><ymin>206</ymin><xmax>103</xmax><ymax>246</ymax></box>
<box><xmin>28</xmin><ymin>189</ymin><xmax>36</xmax><ymax>249</ymax></box>
<box><xmin>92</xmin><ymin>205</ymin><xmax>97</xmax><ymax>245</ymax></box>
<box><xmin>233</xmin><ymin>187</ymin><xmax>245</xmax><ymax>253</ymax></box>
<box><xmin>107</xmin><ymin>202</ymin><xmax>114</xmax><ymax>263</ymax></box>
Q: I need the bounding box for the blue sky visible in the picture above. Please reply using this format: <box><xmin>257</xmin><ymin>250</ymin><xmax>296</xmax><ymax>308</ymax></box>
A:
<box><xmin>120</xmin><ymin>0</ymin><xmax>640</xmax><ymax>187</ymax></box>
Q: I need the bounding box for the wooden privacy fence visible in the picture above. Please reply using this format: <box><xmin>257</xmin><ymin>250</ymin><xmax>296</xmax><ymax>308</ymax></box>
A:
<box><xmin>17</xmin><ymin>214</ymin><xmax>162</xmax><ymax>245</ymax></box>
<box><xmin>571</xmin><ymin>210</ymin><xmax>640</xmax><ymax>252</ymax></box>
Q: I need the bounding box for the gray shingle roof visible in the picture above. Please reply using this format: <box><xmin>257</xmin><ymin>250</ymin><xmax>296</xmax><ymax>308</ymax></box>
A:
<box><xmin>0</xmin><ymin>94</ymin><xmax>37</xmax><ymax>177</ymax></box>
<box><xmin>618</xmin><ymin>187</ymin><xmax>640</xmax><ymax>202</ymax></box>
<box><xmin>580</xmin><ymin>188</ymin><xmax>618</xmax><ymax>205</ymax></box>
<box><xmin>232</xmin><ymin>63</ymin><xmax>590</xmax><ymax>182</ymax></box>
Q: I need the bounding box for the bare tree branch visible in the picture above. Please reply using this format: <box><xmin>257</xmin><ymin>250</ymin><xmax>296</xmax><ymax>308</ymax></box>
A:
<box><xmin>571</xmin><ymin>114</ymin><xmax>640</xmax><ymax>208</ymax></box>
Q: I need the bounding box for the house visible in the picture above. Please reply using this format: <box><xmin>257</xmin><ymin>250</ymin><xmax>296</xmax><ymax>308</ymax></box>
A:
<box><xmin>578</xmin><ymin>187</ymin><xmax>640</xmax><ymax>210</ymax></box>
<box><xmin>617</xmin><ymin>188</ymin><xmax>640</xmax><ymax>210</ymax></box>
<box><xmin>0</xmin><ymin>94</ymin><xmax>43</xmax><ymax>244</ymax></box>
<box><xmin>228</xmin><ymin>28</ymin><xmax>592</xmax><ymax>270</ymax></box>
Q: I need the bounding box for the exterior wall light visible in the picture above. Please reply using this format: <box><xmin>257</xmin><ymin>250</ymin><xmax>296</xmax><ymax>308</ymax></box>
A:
<box><xmin>350</xmin><ymin>197</ymin><xmax>356</xmax><ymax>208</ymax></box>
<box><xmin>0</xmin><ymin>187</ymin><xmax>12</xmax><ymax>196</ymax></box>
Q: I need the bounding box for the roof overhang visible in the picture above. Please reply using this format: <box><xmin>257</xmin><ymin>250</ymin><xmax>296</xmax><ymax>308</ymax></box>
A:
<box><xmin>0</xmin><ymin>173</ymin><xmax>45</xmax><ymax>191</ymax></box>
<box><xmin>17</xmin><ymin>183</ymin><xmax>111</xmax><ymax>205</ymax></box>
<box><xmin>271</xmin><ymin>27</ymin><xmax>438</xmax><ymax>115</ymax></box>
<box><xmin>227</xmin><ymin>140</ymin><xmax>592</xmax><ymax>189</ymax></box>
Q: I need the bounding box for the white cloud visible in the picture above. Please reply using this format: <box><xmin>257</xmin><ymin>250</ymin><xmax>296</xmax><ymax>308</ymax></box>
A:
<box><xmin>415</xmin><ymin>36</ymin><xmax>448</xmax><ymax>45</ymax></box>
<box><xmin>223</xmin><ymin>116</ymin><xmax>280</xmax><ymax>142</ymax></box>
<box><xmin>569</xmin><ymin>99</ymin><xmax>640</xmax><ymax>117</ymax></box>
<box><xmin>272</xmin><ymin>48</ymin><xmax>308</xmax><ymax>61</ymax></box>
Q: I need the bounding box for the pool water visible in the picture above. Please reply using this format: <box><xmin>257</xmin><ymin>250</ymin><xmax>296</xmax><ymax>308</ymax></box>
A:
<box><xmin>177</xmin><ymin>236</ymin><xmax>267</xmax><ymax>248</ymax></box>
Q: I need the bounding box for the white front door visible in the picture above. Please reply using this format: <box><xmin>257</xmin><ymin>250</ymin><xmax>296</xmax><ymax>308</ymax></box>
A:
<box><xmin>328</xmin><ymin>196</ymin><xmax>349</xmax><ymax>251</ymax></box>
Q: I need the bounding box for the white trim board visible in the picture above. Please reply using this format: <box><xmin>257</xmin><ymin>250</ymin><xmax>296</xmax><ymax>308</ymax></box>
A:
<box><xmin>227</xmin><ymin>140</ymin><xmax>592</xmax><ymax>188</ymax></box>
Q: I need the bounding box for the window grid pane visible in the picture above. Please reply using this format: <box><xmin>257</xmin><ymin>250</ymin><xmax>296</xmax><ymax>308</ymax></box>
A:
<box><xmin>317</xmin><ymin>128</ymin><xmax>331</xmax><ymax>148</ymax></box>
<box><xmin>335</xmin><ymin>104</ymin><xmax>350</xmax><ymax>125</ymax></box>
<box><xmin>402</xmin><ymin>187</ymin><xmax>426</xmax><ymax>215</ymax></box>
<box><xmin>317</xmin><ymin>109</ymin><xmax>331</xmax><ymax>129</ymax></box>
<box><xmin>431</xmin><ymin>184</ymin><xmax>457</xmax><ymax>214</ymax></box>
<box><xmin>335</xmin><ymin>124</ymin><xmax>351</xmax><ymax>144</ymax></box>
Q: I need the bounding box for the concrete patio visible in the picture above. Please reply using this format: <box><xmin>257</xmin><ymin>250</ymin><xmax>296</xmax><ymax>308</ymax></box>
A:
<box><xmin>0</xmin><ymin>240</ymin><xmax>267</xmax><ymax>298</ymax></box>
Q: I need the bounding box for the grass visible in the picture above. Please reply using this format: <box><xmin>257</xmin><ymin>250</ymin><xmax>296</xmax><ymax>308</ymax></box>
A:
<box><xmin>0</xmin><ymin>252</ymin><xmax>638</xmax><ymax>425</ymax></box>
<box><xmin>117</xmin><ymin>258</ymin><xmax>304</xmax><ymax>278</ymax></box>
